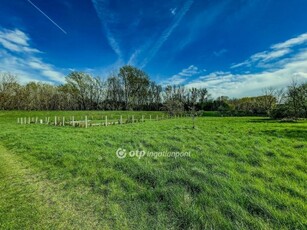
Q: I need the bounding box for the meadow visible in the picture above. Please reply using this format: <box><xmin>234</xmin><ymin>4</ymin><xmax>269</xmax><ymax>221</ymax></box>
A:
<box><xmin>0</xmin><ymin>111</ymin><xmax>306</xmax><ymax>229</ymax></box>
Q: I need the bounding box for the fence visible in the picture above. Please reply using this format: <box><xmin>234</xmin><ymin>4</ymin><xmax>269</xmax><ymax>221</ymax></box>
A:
<box><xmin>17</xmin><ymin>114</ymin><xmax>187</xmax><ymax>128</ymax></box>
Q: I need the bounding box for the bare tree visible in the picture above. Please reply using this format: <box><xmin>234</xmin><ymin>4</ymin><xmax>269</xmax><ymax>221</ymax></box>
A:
<box><xmin>0</xmin><ymin>73</ymin><xmax>18</xmax><ymax>110</ymax></box>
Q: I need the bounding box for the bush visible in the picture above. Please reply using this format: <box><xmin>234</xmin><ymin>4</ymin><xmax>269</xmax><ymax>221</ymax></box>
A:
<box><xmin>270</xmin><ymin>104</ymin><xmax>291</xmax><ymax>119</ymax></box>
<box><xmin>199</xmin><ymin>111</ymin><xmax>221</xmax><ymax>117</ymax></box>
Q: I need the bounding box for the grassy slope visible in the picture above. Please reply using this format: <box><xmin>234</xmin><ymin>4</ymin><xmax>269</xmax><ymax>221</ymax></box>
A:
<box><xmin>0</xmin><ymin>111</ymin><xmax>306</xmax><ymax>229</ymax></box>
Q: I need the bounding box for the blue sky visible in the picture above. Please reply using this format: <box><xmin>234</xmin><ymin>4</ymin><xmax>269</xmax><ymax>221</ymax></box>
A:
<box><xmin>1</xmin><ymin>0</ymin><xmax>307</xmax><ymax>97</ymax></box>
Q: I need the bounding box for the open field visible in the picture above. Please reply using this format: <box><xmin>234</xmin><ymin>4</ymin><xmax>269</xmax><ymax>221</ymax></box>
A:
<box><xmin>0</xmin><ymin>111</ymin><xmax>306</xmax><ymax>229</ymax></box>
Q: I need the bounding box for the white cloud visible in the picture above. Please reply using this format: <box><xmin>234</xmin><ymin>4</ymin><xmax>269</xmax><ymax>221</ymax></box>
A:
<box><xmin>231</xmin><ymin>49</ymin><xmax>291</xmax><ymax>69</ymax></box>
<box><xmin>231</xmin><ymin>33</ymin><xmax>307</xmax><ymax>69</ymax></box>
<box><xmin>272</xmin><ymin>33</ymin><xmax>307</xmax><ymax>49</ymax></box>
<box><xmin>0</xmin><ymin>28</ymin><xmax>65</xmax><ymax>83</ymax></box>
<box><xmin>186</xmin><ymin>49</ymin><xmax>307</xmax><ymax>98</ymax></box>
<box><xmin>0</xmin><ymin>29</ymin><xmax>40</xmax><ymax>53</ymax></box>
<box><xmin>161</xmin><ymin>65</ymin><xmax>201</xmax><ymax>85</ymax></box>
<box><xmin>178</xmin><ymin>65</ymin><xmax>199</xmax><ymax>77</ymax></box>
<box><xmin>183</xmin><ymin>33</ymin><xmax>307</xmax><ymax>98</ymax></box>
<box><xmin>4</xmin><ymin>29</ymin><xmax>29</xmax><ymax>46</ymax></box>
<box><xmin>252</xmin><ymin>48</ymin><xmax>291</xmax><ymax>62</ymax></box>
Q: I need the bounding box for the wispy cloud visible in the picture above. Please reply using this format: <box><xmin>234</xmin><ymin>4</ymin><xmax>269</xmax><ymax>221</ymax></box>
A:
<box><xmin>140</xmin><ymin>0</ymin><xmax>194</xmax><ymax>68</ymax></box>
<box><xmin>27</xmin><ymin>0</ymin><xmax>67</xmax><ymax>34</ymax></box>
<box><xmin>187</xmin><ymin>55</ymin><xmax>307</xmax><ymax>98</ymax></box>
<box><xmin>231</xmin><ymin>49</ymin><xmax>291</xmax><ymax>69</ymax></box>
<box><xmin>272</xmin><ymin>33</ymin><xmax>307</xmax><ymax>49</ymax></box>
<box><xmin>92</xmin><ymin>0</ymin><xmax>193</xmax><ymax>68</ymax></box>
<box><xmin>214</xmin><ymin>49</ymin><xmax>227</xmax><ymax>57</ymax></box>
<box><xmin>0</xmin><ymin>28</ymin><xmax>66</xmax><ymax>83</ymax></box>
<box><xmin>231</xmin><ymin>33</ymin><xmax>307</xmax><ymax>69</ymax></box>
<box><xmin>92</xmin><ymin>0</ymin><xmax>122</xmax><ymax>60</ymax></box>
<box><xmin>161</xmin><ymin>65</ymin><xmax>201</xmax><ymax>86</ymax></box>
<box><xmin>0</xmin><ymin>29</ymin><xmax>40</xmax><ymax>53</ymax></box>
<box><xmin>177</xmin><ymin>0</ymin><xmax>229</xmax><ymax>52</ymax></box>
<box><xmin>170</xmin><ymin>8</ymin><xmax>177</xmax><ymax>16</ymax></box>
<box><xmin>187</xmin><ymin>33</ymin><xmax>307</xmax><ymax>97</ymax></box>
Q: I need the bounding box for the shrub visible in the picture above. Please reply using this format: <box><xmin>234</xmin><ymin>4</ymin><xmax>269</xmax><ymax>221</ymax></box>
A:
<box><xmin>270</xmin><ymin>104</ymin><xmax>291</xmax><ymax>119</ymax></box>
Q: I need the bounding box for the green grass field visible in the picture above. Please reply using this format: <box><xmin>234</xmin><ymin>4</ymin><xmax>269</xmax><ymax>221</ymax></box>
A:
<box><xmin>0</xmin><ymin>111</ymin><xmax>306</xmax><ymax>229</ymax></box>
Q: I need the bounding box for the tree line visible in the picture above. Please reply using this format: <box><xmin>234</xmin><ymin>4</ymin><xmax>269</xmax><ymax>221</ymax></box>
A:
<box><xmin>0</xmin><ymin>65</ymin><xmax>306</xmax><ymax>119</ymax></box>
<box><xmin>0</xmin><ymin>65</ymin><xmax>209</xmax><ymax>112</ymax></box>
<box><xmin>197</xmin><ymin>81</ymin><xmax>306</xmax><ymax>119</ymax></box>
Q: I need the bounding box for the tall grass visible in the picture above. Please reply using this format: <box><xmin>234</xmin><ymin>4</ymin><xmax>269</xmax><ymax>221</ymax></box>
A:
<box><xmin>0</xmin><ymin>111</ymin><xmax>306</xmax><ymax>229</ymax></box>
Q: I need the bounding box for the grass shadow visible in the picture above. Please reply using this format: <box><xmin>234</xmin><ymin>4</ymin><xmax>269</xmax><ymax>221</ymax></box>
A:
<box><xmin>261</xmin><ymin>129</ymin><xmax>307</xmax><ymax>140</ymax></box>
<box><xmin>247</xmin><ymin>118</ymin><xmax>276</xmax><ymax>123</ymax></box>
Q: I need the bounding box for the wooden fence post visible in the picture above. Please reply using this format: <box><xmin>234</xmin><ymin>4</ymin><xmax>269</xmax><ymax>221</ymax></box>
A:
<box><xmin>72</xmin><ymin>116</ymin><xmax>75</xmax><ymax>127</ymax></box>
<box><xmin>55</xmin><ymin>116</ymin><xmax>57</xmax><ymax>126</ymax></box>
<box><xmin>120</xmin><ymin>115</ymin><xmax>123</xmax><ymax>124</ymax></box>
<box><xmin>63</xmin><ymin>117</ymin><xmax>65</xmax><ymax>126</ymax></box>
<box><xmin>105</xmin><ymin>116</ymin><xmax>108</xmax><ymax>126</ymax></box>
<box><xmin>85</xmin><ymin>116</ymin><xmax>88</xmax><ymax>128</ymax></box>
<box><xmin>132</xmin><ymin>115</ymin><xmax>134</xmax><ymax>123</ymax></box>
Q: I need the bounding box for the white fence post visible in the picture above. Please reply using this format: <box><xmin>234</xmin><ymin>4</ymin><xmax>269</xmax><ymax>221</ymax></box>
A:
<box><xmin>105</xmin><ymin>116</ymin><xmax>108</xmax><ymax>126</ymax></box>
<box><xmin>85</xmin><ymin>116</ymin><xmax>88</xmax><ymax>128</ymax></box>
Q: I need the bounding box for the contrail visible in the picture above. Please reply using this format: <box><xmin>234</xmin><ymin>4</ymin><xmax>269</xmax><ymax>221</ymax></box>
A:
<box><xmin>27</xmin><ymin>0</ymin><xmax>67</xmax><ymax>34</ymax></box>
<box><xmin>92</xmin><ymin>0</ymin><xmax>122</xmax><ymax>59</ymax></box>
<box><xmin>140</xmin><ymin>0</ymin><xmax>194</xmax><ymax>68</ymax></box>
